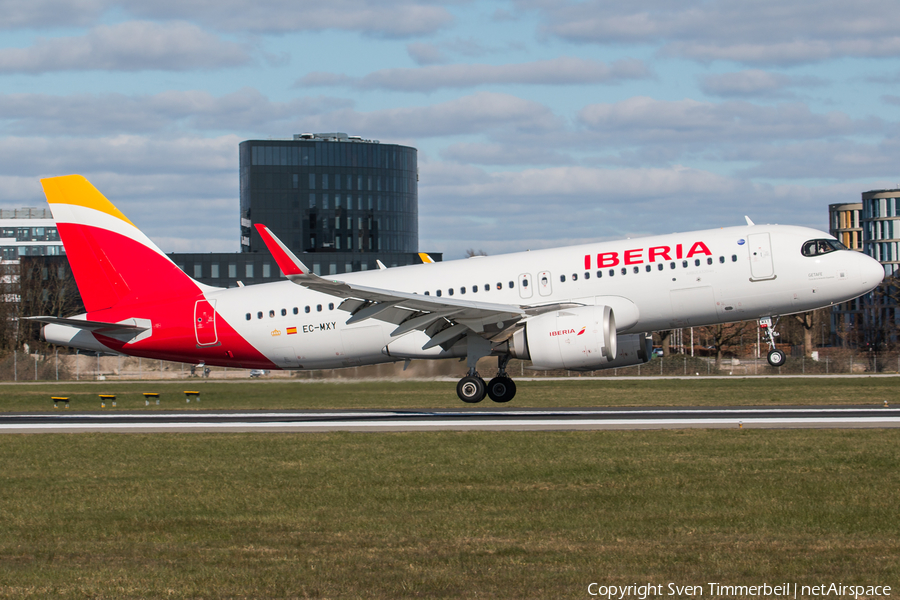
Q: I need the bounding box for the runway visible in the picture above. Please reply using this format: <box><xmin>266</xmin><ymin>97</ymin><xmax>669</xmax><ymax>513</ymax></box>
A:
<box><xmin>2</xmin><ymin>405</ymin><xmax>900</xmax><ymax>433</ymax></box>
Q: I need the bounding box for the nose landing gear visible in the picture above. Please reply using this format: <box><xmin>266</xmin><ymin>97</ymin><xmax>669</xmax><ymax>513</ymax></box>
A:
<box><xmin>759</xmin><ymin>317</ymin><xmax>786</xmax><ymax>367</ymax></box>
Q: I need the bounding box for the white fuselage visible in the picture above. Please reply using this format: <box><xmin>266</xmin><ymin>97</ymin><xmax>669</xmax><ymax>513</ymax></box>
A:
<box><xmin>202</xmin><ymin>224</ymin><xmax>882</xmax><ymax>370</ymax></box>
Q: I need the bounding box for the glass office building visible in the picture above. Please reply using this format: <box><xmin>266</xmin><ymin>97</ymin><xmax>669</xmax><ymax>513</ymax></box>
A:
<box><xmin>240</xmin><ymin>133</ymin><xmax>419</xmax><ymax>274</ymax></box>
<box><xmin>169</xmin><ymin>133</ymin><xmax>438</xmax><ymax>287</ymax></box>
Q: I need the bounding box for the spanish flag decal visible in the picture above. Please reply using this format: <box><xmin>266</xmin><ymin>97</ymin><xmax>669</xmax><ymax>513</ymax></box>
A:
<box><xmin>287</xmin><ymin>327</ymin><xmax>298</xmax><ymax>335</ymax></box>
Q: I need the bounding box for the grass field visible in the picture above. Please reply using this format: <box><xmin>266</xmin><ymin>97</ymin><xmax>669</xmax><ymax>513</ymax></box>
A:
<box><xmin>1</xmin><ymin>379</ymin><xmax>898</xmax><ymax>599</ymax></box>
<box><xmin>0</xmin><ymin>376</ymin><xmax>897</xmax><ymax>412</ymax></box>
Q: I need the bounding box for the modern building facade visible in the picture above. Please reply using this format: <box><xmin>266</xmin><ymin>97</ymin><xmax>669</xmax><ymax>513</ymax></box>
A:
<box><xmin>0</xmin><ymin>208</ymin><xmax>65</xmax><ymax>261</ymax></box>
<box><xmin>240</xmin><ymin>133</ymin><xmax>421</xmax><ymax>273</ymax></box>
<box><xmin>828</xmin><ymin>202</ymin><xmax>864</xmax><ymax>344</ymax></box>
<box><xmin>858</xmin><ymin>189</ymin><xmax>900</xmax><ymax>345</ymax></box>
<box><xmin>169</xmin><ymin>133</ymin><xmax>442</xmax><ymax>287</ymax></box>
<box><xmin>168</xmin><ymin>133</ymin><xmax>436</xmax><ymax>287</ymax></box>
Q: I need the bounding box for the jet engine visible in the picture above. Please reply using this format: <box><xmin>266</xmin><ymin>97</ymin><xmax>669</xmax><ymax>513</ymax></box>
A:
<box><xmin>509</xmin><ymin>305</ymin><xmax>616</xmax><ymax>370</ymax></box>
<box><xmin>598</xmin><ymin>333</ymin><xmax>653</xmax><ymax>370</ymax></box>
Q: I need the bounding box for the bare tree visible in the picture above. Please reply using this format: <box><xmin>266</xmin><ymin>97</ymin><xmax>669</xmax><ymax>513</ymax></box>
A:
<box><xmin>702</xmin><ymin>321</ymin><xmax>755</xmax><ymax>369</ymax></box>
<box><xmin>465</xmin><ymin>249</ymin><xmax>487</xmax><ymax>258</ymax></box>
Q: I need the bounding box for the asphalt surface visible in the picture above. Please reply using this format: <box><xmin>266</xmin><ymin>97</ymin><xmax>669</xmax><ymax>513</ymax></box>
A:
<box><xmin>2</xmin><ymin>405</ymin><xmax>899</xmax><ymax>433</ymax></box>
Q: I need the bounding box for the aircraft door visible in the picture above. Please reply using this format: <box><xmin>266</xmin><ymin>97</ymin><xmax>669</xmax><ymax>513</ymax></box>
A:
<box><xmin>519</xmin><ymin>273</ymin><xmax>533</xmax><ymax>299</ymax></box>
<box><xmin>748</xmin><ymin>232</ymin><xmax>775</xmax><ymax>281</ymax></box>
<box><xmin>537</xmin><ymin>271</ymin><xmax>552</xmax><ymax>296</ymax></box>
<box><xmin>194</xmin><ymin>299</ymin><xmax>218</xmax><ymax>346</ymax></box>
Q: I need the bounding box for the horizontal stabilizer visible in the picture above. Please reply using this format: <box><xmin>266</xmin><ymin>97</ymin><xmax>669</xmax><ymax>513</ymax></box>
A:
<box><xmin>23</xmin><ymin>316</ymin><xmax>148</xmax><ymax>335</ymax></box>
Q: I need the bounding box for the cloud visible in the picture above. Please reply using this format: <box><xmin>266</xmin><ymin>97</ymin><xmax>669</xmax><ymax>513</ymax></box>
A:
<box><xmin>0</xmin><ymin>89</ymin><xmax>353</xmax><ymax>135</ymax></box>
<box><xmin>0</xmin><ymin>21</ymin><xmax>250</xmax><ymax>73</ymax></box>
<box><xmin>298</xmin><ymin>92</ymin><xmax>563</xmax><ymax>138</ymax></box>
<box><xmin>530</xmin><ymin>0</ymin><xmax>900</xmax><ymax>66</ymax></box>
<box><xmin>440</xmin><ymin>142</ymin><xmax>574</xmax><ymax>166</ymax></box>
<box><xmin>0</xmin><ymin>0</ymin><xmax>453</xmax><ymax>37</ymax></box>
<box><xmin>699</xmin><ymin>69</ymin><xmax>823</xmax><ymax>98</ymax></box>
<box><xmin>297</xmin><ymin>57</ymin><xmax>651</xmax><ymax>92</ymax></box>
<box><xmin>577</xmin><ymin>97</ymin><xmax>881</xmax><ymax>144</ymax></box>
<box><xmin>406</xmin><ymin>42</ymin><xmax>447</xmax><ymax>66</ymax></box>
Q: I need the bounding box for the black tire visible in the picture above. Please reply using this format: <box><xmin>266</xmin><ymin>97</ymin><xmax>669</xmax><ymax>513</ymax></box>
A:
<box><xmin>457</xmin><ymin>376</ymin><xmax>486</xmax><ymax>403</ymax></box>
<box><xmin>767</xmin><ymin>349</ymin><xmax>786</xmax><ymax>367</ymax></box>
<box><xmin>486</xmin><ymin>377</ymin><xmax>517</xmax><ymax>403</ymax></box>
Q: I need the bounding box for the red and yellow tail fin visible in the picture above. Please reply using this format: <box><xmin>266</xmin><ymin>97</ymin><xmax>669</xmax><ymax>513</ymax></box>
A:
<box><xmin>41</xmin><ymin>175</ymin><xmax>206</xmax><ymax>313</ymax></box>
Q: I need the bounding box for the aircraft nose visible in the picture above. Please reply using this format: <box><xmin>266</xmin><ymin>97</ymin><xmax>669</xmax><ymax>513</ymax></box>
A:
<box><xmin>859</xmin><ymin>253</ymin><xmax>885</xmax><ymax>289</ymax></box>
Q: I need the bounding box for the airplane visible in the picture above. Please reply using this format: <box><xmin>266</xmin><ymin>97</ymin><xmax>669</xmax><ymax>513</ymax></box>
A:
<box><xmin>27</xmin><ymin>175</ymin><xmax>884</xmax><ymax>403</ymax></box>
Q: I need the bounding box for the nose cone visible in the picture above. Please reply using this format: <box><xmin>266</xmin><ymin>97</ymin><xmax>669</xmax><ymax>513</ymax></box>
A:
<box><xmin>858</xmin><ymin>253</ymin><xmax>885</xmax><ymax>291</ymax></box>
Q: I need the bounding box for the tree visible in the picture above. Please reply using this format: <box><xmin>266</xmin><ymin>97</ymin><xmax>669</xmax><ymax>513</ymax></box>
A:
<box><xmin>702</xmin><ymin>321</ymin><xmax>755</xmax><ymax>369</ymax></box>
<box><xmin>465</xmin><ymin>249</ymin><xmax>487</xmax><ymax>258</ymax></box>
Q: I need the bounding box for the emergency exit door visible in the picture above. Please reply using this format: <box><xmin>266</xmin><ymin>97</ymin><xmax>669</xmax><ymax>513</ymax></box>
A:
<box><xmin>194</xmin><ymin>299</ymin><xmax>218</xmax><ymax>346</ymax></box>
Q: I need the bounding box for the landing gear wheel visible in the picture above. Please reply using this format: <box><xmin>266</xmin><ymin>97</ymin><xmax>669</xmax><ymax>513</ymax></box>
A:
<box><xmin>767</xmin><ymin>349</ymin><xmax>786</xmax><ymax>367</ymax></box>
<box><xmin>487</xmin><ymin>377</ymin><xmax>517</xmax><ymax>403</ymax></box>
<box><xmin>457</xmin><ymin>376</ymin><xmax>486</xmax><ymax>403</ymax></box>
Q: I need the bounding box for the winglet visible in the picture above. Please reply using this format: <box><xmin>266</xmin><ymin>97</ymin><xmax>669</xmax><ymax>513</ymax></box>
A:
<box><xmin>418</xmin><ymin>252</ymin><xmax>435</xmax><ymax>264</ymax></box>
<box><xmin>254</xmin><ymin>224</ymin><xmax>310</xmax><ymax>277</ymax></box>
<box><xmin>745</xmin><ymin>216</ymin><xmax>755</xmax><ymax>226</ymax></box>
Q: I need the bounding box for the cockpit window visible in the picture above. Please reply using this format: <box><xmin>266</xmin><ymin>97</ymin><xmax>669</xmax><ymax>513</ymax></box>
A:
<box><xmin>802</xmin><ymin>238</ymin><xmax>847</xmax><ymax>257</ymax></box>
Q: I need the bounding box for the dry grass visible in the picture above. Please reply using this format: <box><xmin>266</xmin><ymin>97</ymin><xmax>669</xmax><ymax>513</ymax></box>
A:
<box><xmin>1</xmin><ymin>429</ymin><xmax>898</xmax><ymax>598</ymax></box>
<box><xmin>0</xmin><ymin>376</ymin><xmax>897</xmax><ymax>412</ymax></box>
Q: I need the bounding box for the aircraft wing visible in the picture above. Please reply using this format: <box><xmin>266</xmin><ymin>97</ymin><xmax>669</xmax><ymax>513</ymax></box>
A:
<box><xmin>254</xmin><ymin>224</ymin><xmax>563</xmax><ymax>346</ymax></box>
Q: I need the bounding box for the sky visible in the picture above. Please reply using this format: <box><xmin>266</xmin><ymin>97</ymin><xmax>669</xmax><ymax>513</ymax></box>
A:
<box><xmin>1</xmin><ymin>0</ymin><xmax>898</xmax><ymax>259</ymax></box>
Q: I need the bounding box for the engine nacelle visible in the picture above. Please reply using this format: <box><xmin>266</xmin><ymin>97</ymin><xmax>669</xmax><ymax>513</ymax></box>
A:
<box><xmin>598</xmin><ymin>333</ymin><xmax>653</xmax><ymax>370</ymax></box>
<box><xmin>509</xmin><ymin>305</ymin><xmax>616</xmax><ymax>370</ymax></box>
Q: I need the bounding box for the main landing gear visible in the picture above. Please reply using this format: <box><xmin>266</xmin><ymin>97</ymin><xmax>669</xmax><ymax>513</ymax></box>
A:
<box><xmin>759</xmin><ymin>316</ymin><xmax>786</xmax><ymax>367</ymax></box>
<box><xmin>455</xmin><ymin>334</ymin><xmax>517</xmax><ymax>403</ymax></box>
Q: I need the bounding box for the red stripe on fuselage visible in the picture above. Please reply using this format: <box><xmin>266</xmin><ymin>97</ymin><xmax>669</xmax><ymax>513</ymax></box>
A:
<box><xmin>59</xmin><ymin>223</ymin><xmax>276</xmax><ymax>368</ymax></box>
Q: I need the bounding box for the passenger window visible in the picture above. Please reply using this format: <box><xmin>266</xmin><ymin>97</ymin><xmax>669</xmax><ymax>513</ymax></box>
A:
<box><xmin>305</xmin><ymin>306</ymin><xmax>310</xmax><ymax>313</ymax></box>
<box><xmin>436</xmin><ymin>290</ymin><xmax>442</xmax><ymax>297</ymax></box>
<box><xmin>719</xmin><ymin>256</ymin><xmax>725</xmax><ymax>263</ymax></box>
<box><xmin>621</xmin><ymin>267</ymin><xmax>627</xmax><ymax>275</ymax></box>
<box><xmin>484</xmin><ymin>284</ymin><xmax>490</xmax><ymax>292</ymax></box>
<box><xmin>694</xmin><ymin>259</ymin><xmax>700</xmax><ymax>267</ymax></box>
<box><xmin>269</xmin><ymin>310</ymin><xmax>275</xmax><ymax>318</ymax></box>
<box><xmin>645</xmin><ymin>265</ymin><xmax>651</xmax><ymax>272</ymax></box>
<box><xmin>572</xmin><ymin>273</ymin><xmax>578</xmax><ymax>281</ymax></box>
<box><xmin>317</xmin><ymin>304</ymin><xmax>322</xmax><ymax>312</ymax></box>
<box><xmin>293</xmin><ymin>307</ymin><xmax>298</xmax><ymax>315</ymax></box>
<box><xmin>460</xmin><ymin>287</ymin><xmax>466</xmax><ymax>294</ymax></box>
<box><xmin>508</xmin><ymin>281</ymin><xmax>514</xmax><ymax>288</ymax></box>
<box><xmin>472</xmin><ymin>285</ymin><xmax>478</xmax><ymax>293</ymax></box>
<box><xmin>732</xmin><ymin>255</ymin><xmax>737</xmax><ymax>262</ymax></box>
<box><xmin>682</xmin><ymin>260</ymin><xmax>688</xmax><ymax>268</ymax></box>
<box><xmin>245</xmin><ymin>313</ymin><xmax>251</xmax><ymax>321</ymax></box>
<box><xmin>257</xmin><ymin>311</ymin><xmax>263</xmax><ymax>319</ymax></box>
<box><xmin>707</xmin><ymin>257</ymin><xmax>713</xmax><ymax>265</ymax></box>
<box><xmin>448</xmin><ymin>288</ymin><xmax>454</xmax><ymax>296</ymax></box>
<box><xmin>670</xmin><ymin>262</ymin><xmax>676</xmax><ymax>269</ymax></box>
<box><xmin>281</xmin><ymin>308</ymin><xmax>287</xmax><ymax>316</ymax></box>
<box><xmin>496</xmin><ymin>282</ymin><xmax>502</xmax><ymax>290</ymax></box>
<box><xmin>328</xmin><ymin>303</ymin><xmax>334</xmax><ymax>310</ymax></box>
<box><xmin>596</xmin><ymin>270</ymin><xmax>603</xmax><ymax>278</ymax></box>
<box><xmin>584</xmin><ymin>272</ymin><xmax>590</xmax><ymax>280</ymax></box>
<box><xmin>657</xmin><ymin>263</ymin><xmax>663</xmax><ymax>271</ymax></box>
<box><xmin>424</xmin><ymin>291</ymin><xmax>430</xmax><ymax>295</ymax></box>
<box><xmin>609</xmin><ymin>269</ymin><xmax>615</xmax><ymax>277</ymax></box>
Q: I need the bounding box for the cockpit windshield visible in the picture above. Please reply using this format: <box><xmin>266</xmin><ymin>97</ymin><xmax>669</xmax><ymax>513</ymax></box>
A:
<box><xmin>801</xmin><ymin>238</ymin><xmax>847</xmax><ymax>257</ymax></box>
